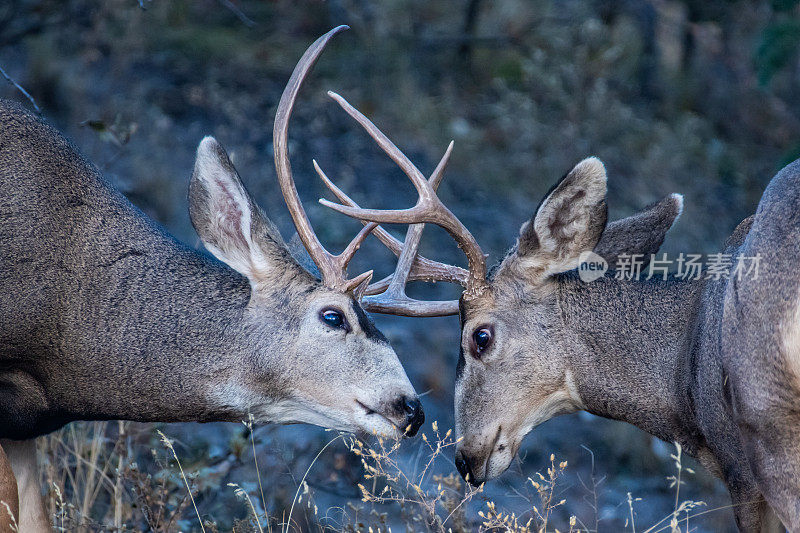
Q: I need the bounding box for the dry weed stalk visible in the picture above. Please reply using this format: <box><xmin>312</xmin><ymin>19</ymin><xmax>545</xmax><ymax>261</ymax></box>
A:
<box><xmin>638</xmin><ymin>443</ymin><xmax>706</xmax><ymax>533</ymax></box>
<box><xmin>344</xmin><ymin>421</ymin><xmax>481</xmax><ymax>532</ymax></box>
<box><xmin>0</xmin><ymin>501</ymin><xmax>18</xmax><ymax>532</ymax></box>
<box><xmin>478</xmin><ymin>454</ymin><xmax>575</xmax><ymax>533</ymax></box>
<box><xmin>36</xmin><ymin>423</ymin><xmax>734</xmax><ymax>532</ymax></box>
<box><xmin>41</xmin><ymin>421</ymin><xmax>131</xmax><ymax>531</ymax></box>
<box><xmin>157</xmin><ymin>430</ymin><xmax>206</xmax><ymax>533</ymax></box>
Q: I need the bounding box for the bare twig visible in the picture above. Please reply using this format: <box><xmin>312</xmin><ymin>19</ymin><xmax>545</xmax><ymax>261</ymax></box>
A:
<box><xmin>0</xmin><ymin>65</ymin><xmax>40</xmax><ymax>114</ymax></box>
<box><xmin>157</xmin><ymin>431</ymin><xmax>206</xmax><ymax>533</ymax></box>
<box><xmin>579</xmin><ymin>445</ymin><xmax>604</xmax><ymax>533</ymax></box>
<box><xmin>285</xmin><ymin>434</ymin><xmax>344</xmax><ymax>533</ymax></box>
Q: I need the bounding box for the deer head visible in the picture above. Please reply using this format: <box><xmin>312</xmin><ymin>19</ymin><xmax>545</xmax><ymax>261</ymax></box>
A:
<box><xmin>322</xmin><ymin>147</ymin><xmax>682</xmax><ymax>481</ymax></box>
<box><xmin>452</xmin><ymin>158</ymin><xmax>612</xmax><ymax>483</ymax></box>
<box><xmin>188</xmin><ymin>27</ymin><xmax>429</xmax><ymax>439</ymax></box>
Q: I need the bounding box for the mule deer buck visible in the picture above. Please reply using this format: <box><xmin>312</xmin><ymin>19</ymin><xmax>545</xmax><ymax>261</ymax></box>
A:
<box><xmin>322</xmin><ymin>133</ymin><xmax>800</xmax><ymax>528</ymax></box>
<box><xmin>0</xmin><ymin>26</ymin><xmax>432</xmax><ymax>531</ymax></box>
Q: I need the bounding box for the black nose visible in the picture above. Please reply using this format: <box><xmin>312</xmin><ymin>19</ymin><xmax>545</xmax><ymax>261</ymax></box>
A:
<box><xmin>398</xmin><ymin>396</ymin><xmax>424</xmax><ymax>437</ymax></box>
<box><xmin>454</xmin><ymin>451</ymin><xmax>478</xmax><ymax>486</ymax></box>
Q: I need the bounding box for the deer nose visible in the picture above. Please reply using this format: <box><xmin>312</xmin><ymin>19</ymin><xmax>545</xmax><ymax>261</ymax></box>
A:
<box><xmin>454</xmin><ymin>450</ymin><xmax>477</xmax><ymax>485</ymax></box>
<box><xmin>397</xmin><ymin>396</ymin><xmax>424</xmax><ymax>437</ymax></box>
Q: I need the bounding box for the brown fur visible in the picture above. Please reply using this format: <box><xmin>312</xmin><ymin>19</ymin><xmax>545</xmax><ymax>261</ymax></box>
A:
<box><xmin>0</xmin><ymin>100</ymin><xmax>421</xmax><ymax>528</ymax></box>
<box><xmin>455</xmin><ymin>157</ymin><xmax>800</xmax><ymax>532</ymax></box>
<box><xmin>0</xmin><ymin>444</ymin><xmax>18</xmax><ymax>533</ymax></box>
<box><xmin>0</xmin><ymin>440</ymin><xmax>47</xmax><ymax>533</ymax></box>
<box><xmin>720</xmin><ymin>160</ymin><xmax>800</xmax><ymax>529</ymax></box>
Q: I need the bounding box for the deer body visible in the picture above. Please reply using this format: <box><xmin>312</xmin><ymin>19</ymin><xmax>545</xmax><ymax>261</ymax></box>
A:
<box><xmin>0</xmin><ymin>98</ymin><xmax>421</xmax><ymax>443</ymax></box>
<box><xmin>0</xmin><ymin>100</ymin><xmax>260</xmax><ymax>438</ymax></box>
<box><xmin>446</xmin><ymin>159</ymin><xmax>800</xmax><ymax>532</ymax></box>
<box><xmin>721</xmin><ymin>159</ymin><xmax>800</xmax><ymax>529</ymax></box>
<box><xmin>549</xmin><ymin>164</ymin><xmax>800</xmax><ymax>530</ymax></box>
<box><xmin>555</xmin><ymin>270</ymin><xmax>778</xmax><ymax>530</ymax></box>
<box><xmin>321</xmin><ymin>149</ymin><xmax>800</xmax><ymax>530</ymax></box>
<box><xmin>0</xmin><ymin>26</ymin><xmax>431</xmax><ymax>531</ymax></box>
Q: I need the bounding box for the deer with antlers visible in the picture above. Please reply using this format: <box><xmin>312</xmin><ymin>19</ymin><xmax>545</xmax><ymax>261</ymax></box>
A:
<box><xmin>320</xmin><ymin>74</ymin><xmax>800</xmax><ymax>532</ymax></box>
<box><xmin>0</xmin><ymin>26</ymin><xmax>433</xmax><ymax>531</ymax></box>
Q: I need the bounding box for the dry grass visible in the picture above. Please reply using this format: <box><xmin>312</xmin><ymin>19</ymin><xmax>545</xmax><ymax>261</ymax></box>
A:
<box><xmin>33</xmin><ymin>421</ymin><xmax>732</xmax><ymax>532</ymax></box>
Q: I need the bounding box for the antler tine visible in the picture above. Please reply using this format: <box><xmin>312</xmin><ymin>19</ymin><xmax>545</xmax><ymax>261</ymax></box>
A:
<box><xmin>339</xmin><ymin>221</ymin><xmax>378</xmax><ymax>267</ymax></box>
<box><xmin>383</xmin><ymin>141</ymin><xmax>452</xmax><ymax>292</ymax></box>
<box><xmin>327</xmin><ymin>91</ymin><xmax>432</xmax><ymax>200</ymax></box>
<box><xmin>318</xmin><ymin>92</ymin><xmax>489</xmax><ymax>298</ymax></box>
<box><xmin>362</xmin><ymin>142</ymin><xmax>459</xmax><ymax>316</ymax></box>
<box><xmin>363</xmin><ymin>255</ymin><xmax>468</xmax><ymax>295</ymax></box>
<box><xmin>314</xmin><ymin>160</ymin><xmax>406</xmax><ymax>262</ymax></box>
<box><xmin>273</xmin><ymin>25</ymin><xmax>375</xmax><ymax>292</ymax></box>
<box><xmin>313</xmin><ymin>155</ymin><xmax>469</xmax><ymax>291</ymax></box>
<box><xmin>317</xmin><ymin>141</ymin><xmax>469</xmax><ymax>316</ymax></box>
<box><xmin>364</xmin><ymin>295</ymin><xmax>459</xmax><ymax>317</ymax></box>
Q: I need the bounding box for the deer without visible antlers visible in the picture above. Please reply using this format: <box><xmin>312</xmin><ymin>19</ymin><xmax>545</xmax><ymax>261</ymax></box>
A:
<box><xmin>0</xmin><ymin>26</ymin><xmax>430</xmax><ymax>531</ymax></box>
<box><xmin>322</xmin><ymin>116</ymin><xmax>800</xmax><ymax>527</ymax></box>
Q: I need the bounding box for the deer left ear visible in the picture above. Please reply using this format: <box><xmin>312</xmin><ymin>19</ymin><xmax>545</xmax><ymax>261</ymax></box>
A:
<box><xmin>502</xmin><ymin>157</ymin><xmax>608</xmax><ymax>280</ymax></box>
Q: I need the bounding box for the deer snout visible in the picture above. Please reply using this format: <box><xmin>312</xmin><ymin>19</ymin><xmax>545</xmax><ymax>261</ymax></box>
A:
<box><xmin>454</xmin><ymin>427</ymin><xmax>513</xmax><ymax>485</ymax></box>
<box><xmin>356</xmin><ymin>391</ymin><xmax>425</xmax><ymax>439</ymax></box>
<box><xmin>454</xmin><ymin>450</ymin><xmax>481</xmax><ymax>486</ymax></box>
<box><xmin>394</xmin><ymin>395</ymin><xmax>425</xmax><ymax>437</ymax></box>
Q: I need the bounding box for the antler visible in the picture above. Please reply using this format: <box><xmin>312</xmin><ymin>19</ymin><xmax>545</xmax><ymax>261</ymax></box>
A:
<box><xmin>315</xmin><ymin>91</ymin><xmax>489</xmax><ymax>316</ymax></box>
<box><xmin>273</xmin><ymin>25</ymin><xmax>375</xmax><ymax>294</ymax></box>
<box><xmin>314</xmin><ymin>157</ymin><xmax>469</xmax><ymax>294</ymax></box>
<box><xmin>274</xmin><ymin>25</ymin><xmax>488</xmax><ymax>315</ymax></box>
<box><xmin>315</xmin><ymin>142</ymin><xmax>464</xmax><ymax>316</ymax></box>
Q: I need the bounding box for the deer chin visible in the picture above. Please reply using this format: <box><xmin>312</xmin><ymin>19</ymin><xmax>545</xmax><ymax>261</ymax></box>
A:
<box><xmin>464</xmin><ymin>428</ymin><xmax>520</xmax><ymax>485</ymax></box>
<box><xmin>277</xmin><ymin>400</ymin><xmax>403</xmax><ymax>439</ymax></box>
<box><xmin>463</xmin><ymin>387</ymin><xmax>581</xmax><ymax>485</ymax></box>
<box><xmin>352</xmin><ymin>400</ymin><xmax>405</xmax><ymax>440</ymax></box>
<box><xmin>248</xmin><ymin>398</ymin><xmax>344</xmax><ymax>429</ymax></box>
<box><xmin>250</xmin><ymin>397</ymin><xmax>403</xmax><ymax>439</ymax></box>
<box><xmin>206</xmin><ymin>381</ymin><xmax>410</xmax><ymax>439</ymax></box>
<box><xmin>483</xmin><ymin>443</ymin><xmax>517</xmax><ymax>482</ymax></box>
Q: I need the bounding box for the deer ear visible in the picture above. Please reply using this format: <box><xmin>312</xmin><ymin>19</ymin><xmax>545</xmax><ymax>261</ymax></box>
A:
<box><xmin>189</xmin><ymin>137</ymin><xmax>297</xmax><ymax>287</ymax></box>
<box><xmin>502</xmin><ymin>157</ymin><xmax>608</xmax><ymax>280</ymax></box>
<box><xmin>594</xmin><ymin>193</ymin><xmax>683</xmax><ymax>269</ymax></box>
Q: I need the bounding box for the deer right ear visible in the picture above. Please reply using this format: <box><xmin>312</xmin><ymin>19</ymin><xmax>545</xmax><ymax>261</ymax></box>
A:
<box><xmin>189</xmin><ymin>137</ymin><xmax>296</xmax><ymax>287</ymax></box>
<box><xmin>499</xmin><ymin>157</ymin><xmax>608</xmax><ymax>281</ymax></box>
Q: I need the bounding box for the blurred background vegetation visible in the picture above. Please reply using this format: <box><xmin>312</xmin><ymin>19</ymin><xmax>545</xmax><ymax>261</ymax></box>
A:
<box><xmin>2</xmin><ymin>0</ymin><xmax>799</xmax><ymax>530</ymax></box>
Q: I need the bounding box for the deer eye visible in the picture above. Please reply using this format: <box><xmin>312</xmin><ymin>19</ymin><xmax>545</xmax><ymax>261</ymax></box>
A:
<box><xmin>320</xmin><ymin>308</ymin><xmax>350</xmax><ymax>332</ymax></box>
<box><xmin>471</xmin><ymin>326</ymin><xmax>494</xmax><ymax>356</ymax></box>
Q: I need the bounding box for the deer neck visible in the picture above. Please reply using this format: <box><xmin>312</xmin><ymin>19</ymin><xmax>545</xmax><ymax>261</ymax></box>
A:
<box><xmin>556</xmin><ymin>274</ymin><xmax>706</xmax><ymax>444</ymax></box>
<box><xmin>40</xmin><ymin>232</ymin><xmax>293</xmax><ymax>432</ymax></box>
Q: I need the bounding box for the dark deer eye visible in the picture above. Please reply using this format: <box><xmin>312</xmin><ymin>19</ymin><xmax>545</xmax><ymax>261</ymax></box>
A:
<box><xmin>472</xmin><ymin>326</ymin><xmax>494</xmax><ymax>355</ymax></box>
<box><xmin>320</xmin><ymin>308</ymin><xmax>349</xmax><ymax>331</ymax></box>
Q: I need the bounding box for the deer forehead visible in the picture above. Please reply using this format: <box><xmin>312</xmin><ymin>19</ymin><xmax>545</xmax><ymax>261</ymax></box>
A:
<box><xmin>460</xmin><ymin>282</ymin><xmax>557</xmax><ymax>331</ymax></box>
